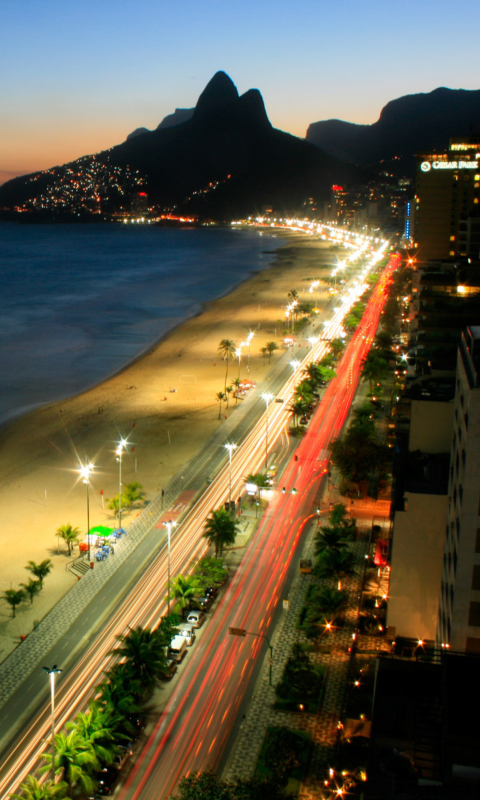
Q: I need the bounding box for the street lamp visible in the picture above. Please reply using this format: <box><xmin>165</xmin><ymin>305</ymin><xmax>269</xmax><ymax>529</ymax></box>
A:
<box><xmin>43</xmin><ymin>664</ymin><xmax>62</xmax><ymax>782</ymax></box>
<box><xmin>224</xmin><ymin>443</ymin><xmax>237</xmax><ymax>504</ymax></box>
<box><xmin>163</xmin><ymin>520</ymin><xmax>177</xmax><ymax>615</ymax></box>
<box><xmin>290</xmin><ymin>359</ymin><xmax>300</xmax><ymax>374</ymax></box>
<box><xmin>261</xmin><ymin>393</ymin><xmax>274</xmax><ymax>470</ymax></box>
<box><xmin>308</xmin><ymin>336</ymin><xmax>319</xmax><ymax>349</ymax></box>
<box><xmin>79</xmin><ymin>462</ymin><xmax>94</xmax><ymax>562</ymax></box>
<box><xmin>246</xmin><ymin>331</ymin><xmax>254</xmax><ymax>369</ymax></box>
<box><xmin>115</xmin><ymin>437</ymin><xmax>128</xmax><ymax>530</ymax></box>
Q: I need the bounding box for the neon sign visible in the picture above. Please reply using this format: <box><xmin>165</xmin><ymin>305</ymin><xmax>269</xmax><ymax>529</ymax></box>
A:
<box><xmin>421</xmin><ymin>160</ymin><xmax>479</xmax><ymax>172</ymax></box>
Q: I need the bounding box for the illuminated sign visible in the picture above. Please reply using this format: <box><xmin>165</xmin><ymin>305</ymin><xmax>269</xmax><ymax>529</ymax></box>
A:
<box><xmin>421</xmin><ymin>160</ymin><xmax>479</xmax><ymax>172</ymax></box>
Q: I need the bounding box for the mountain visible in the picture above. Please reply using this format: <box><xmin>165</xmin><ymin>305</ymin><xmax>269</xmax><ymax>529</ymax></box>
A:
<box><xmin>306</xmin><ymin>88</ymin><xmax>480</xmax><ymax>172</ymax></box>
<box><xmin>127</xmin><ymin>108</ymin><xmax>194</xmax><ymax>140</ymax></box>
<box><xmin>0</xmin><ymin>71</ymin><xmax>365</xmax><ymax>221</ymax></box>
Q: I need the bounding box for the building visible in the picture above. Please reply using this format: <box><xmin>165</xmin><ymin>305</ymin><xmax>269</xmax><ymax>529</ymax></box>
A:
<box><xmin>436</xmin><ymin>326</ymin><xmax>480</xmax><ymax>653</ymax></box>
<box><xmin>413</xmin><ymin>137</ymin><xmax>480</xmax><ymax>261</ymax></box>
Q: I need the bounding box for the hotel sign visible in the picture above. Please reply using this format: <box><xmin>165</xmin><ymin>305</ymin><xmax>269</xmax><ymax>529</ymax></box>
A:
<box><xmin>420</xmin><ymin>160</ymin><xmax>479</xmax><ymax>172</ymax></box>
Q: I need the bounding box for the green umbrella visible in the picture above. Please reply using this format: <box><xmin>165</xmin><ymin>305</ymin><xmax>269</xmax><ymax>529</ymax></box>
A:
<box><xmin>88</xmin><ymin>525</ymin><xmax>113</xmax><ymax>538</ymax></box>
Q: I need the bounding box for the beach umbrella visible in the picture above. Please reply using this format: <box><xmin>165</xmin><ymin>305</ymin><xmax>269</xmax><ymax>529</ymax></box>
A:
<box><xmin>88</xmin><ymin>525</ymin><xmax>113</xmax><ymax>538</ymax></box>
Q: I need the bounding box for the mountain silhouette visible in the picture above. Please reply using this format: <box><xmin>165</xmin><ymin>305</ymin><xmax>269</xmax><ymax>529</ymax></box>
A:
<box><xmin>0</xmin><ymin>71</ymin><xmax>364</xmax><ymax>221</ymax></box>
<box><xmin>306</xmin><ymin>87</ymin><xmax>480</xmax><ymax>171</ymax></box>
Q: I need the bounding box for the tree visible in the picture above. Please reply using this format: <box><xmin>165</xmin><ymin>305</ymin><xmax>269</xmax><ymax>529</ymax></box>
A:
<box><xmin>260</xmin><ymin>346</ymin><xmax>269</xmax><ymax>366</ymax></box>
<box><xmin>172</xmin><ymin>771</ymin><xmax>288</xmax><ymax>800</ymax></box>
<box><xmin>263</xmin><ymin>728</ymin><xmax>303</xmax><ymax>784</ymax></box>
<box><xmin>360</xmin><ymin>352</ymin><xmax>389</xmax><ymax>393</ymax></box>
<box><xmin>168</xmin><ymin>575</ymin><xmax>200</xmax><ymax>619</ymax></box>
<box><xmin>66</xmin><ymin>706</ymin><xmax>117</xmax><ymax>765</ymax></box>
<box><xmin>314</xmin><ymin>549</ymin><xmax>356</xmax><ymax>583</ymax></box>
<box><xmin>9</xmin><ymin>774</ymin><xmax>71</xmax><ymax>800</ymax></box>
<box><xmin>218</xmin><ymin>339</ymin><xmax>236</xmax><ymax>392</ymax></box>
<box><xmin>56</xmin><ymin>524</ymin><xmax>81</xmax><ymax>556</ymax></box>
<box><xmin>156</xmin><ymin>612</ymin><xmax>181</xmax><ymax>646</ymax></box>
<box><xmin>94</xmin><ymin>663</ymin><xmax>142</xmax><ymax>723</ymax></box>
<box><xmin>350</xmin><ymin>402</ymin><xmax>377</xmax><ymax>433</ymax></box>
<box><xmin>20</xmin><ymin>578</ymin><xmax>41</xmax><ymax>604</ymax></box>
<box><xmin>288</xmin><ymin>400</ymin><xmax>308</xmax><ymax>426</ymax></box>
<box><xmin>266</xmin><ymin>341</ymin><xmax>278</xmax><ymax>363</ymax></box>
<box><xmin>110</xmin><ymin>625</ymin><xmax>168</xmax><ymax>692</ymax></box>
<box><xmin>330</xmin><ymin>428</ymin><xmax>390</xmax><ymax>485</ymax></box>
<box><xmin>40</xmin><ymin>731</ymin><xmax>100</xmax><ymax>795</ymax></box>
<box><xmin>329</xmin><ymin>337</ymin><xmax>345</xmax><ymax>360</ymax></box>
<box><xmin>307</xmin><ymin>587</ymin><xmax>347</xmax><ymax>626</ymax></box>
<box><xmin>244</xmin><ymin>472</ymin><xmax>270</xmax><ymax>497</ymax></box>
<box><xmin>192</xmin><ymin>556</ymin><xmax>227</xmax><ymax>591</ymax></box>
<box><xmin>216</xmin><ymin>391</ymin><xmax>226</xmax><ymax>419</ymax></box>
<box><xmin>203</xmin><ymin>508</ymin><xmax>240</xmax><ymax>558</ymax></box>
<box><xmin>2</xmin><ymin>588</ymin><xmax>25</xmax><ymax>617</ymax></box>
<box><xmin>287</xmin><ymin>289</ymin><xmax>298</xmax><ymax>302</ymax></box>
<box><xmin>26</xmin><ymin>559</ymin><xmax>53</xmax><ymax>587</ymax></box>
<box><xmin>232</xmin><ymin>377</ymin><xmax>241</xmax><ymax>403</ymax></box>
<box><xmin>314</xmin><ymin>526</ymin><xmax>348</xmax><ymax>556</ymax></box>
<box><xmin>123</xmin><ymin>481</ymin><xmax>145</xmax><ymax>508</ymax></box>
<box><xmin>225</xmin><ymin>385</ymin><xmax>233</xmax><ymax>408</ymax></box>
<box><xmin>304</xmin><ymin>362</ymin><xmax>323</xmax><ymax>387</ymax></box>
<box><xmin>328</xmin><ymin>503</ymin><xmax>357</xmax><ymax>537</ymax></box>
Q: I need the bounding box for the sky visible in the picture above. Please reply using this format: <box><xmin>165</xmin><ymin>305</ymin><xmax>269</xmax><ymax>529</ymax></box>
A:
<box><xmin>1</xmin><ymin>0</ymin><xmax>479</xmax><ymax>185</ymax></box>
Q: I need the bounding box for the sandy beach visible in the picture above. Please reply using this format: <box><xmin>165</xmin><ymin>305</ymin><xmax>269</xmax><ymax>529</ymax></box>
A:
<box><xmin>0</xmin><ymin>231</ymin><xmax>333</xmax><ymax>661</ymax></box>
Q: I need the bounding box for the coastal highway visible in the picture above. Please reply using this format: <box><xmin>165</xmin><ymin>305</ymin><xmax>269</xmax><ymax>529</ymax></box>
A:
<box><xmin>117</xmin><ymin>253</ymin><xmax>399</xmax><ymax>798</ymax></box>
<box><xmin>0</xmin><ymin>249</ymin><xmax>397</xmax><ymax>797</ymax></box>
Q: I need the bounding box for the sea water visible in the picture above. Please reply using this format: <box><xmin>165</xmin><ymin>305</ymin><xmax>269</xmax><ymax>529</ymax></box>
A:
<box><xmin>0</xmin><ymin>223</ymin><xmax>280</xmax><ymax>426</ymax></box>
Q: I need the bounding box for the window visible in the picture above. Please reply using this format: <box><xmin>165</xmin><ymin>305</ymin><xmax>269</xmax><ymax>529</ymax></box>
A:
<box><xmin>468</xmin><ymin>601</ymin><xmax>480</xmax><ymax>627</ymax></box>
<box><xmin>472</xmin><ymin>565</ymin><xmax>480</xmax><ymax>591</ymax></box>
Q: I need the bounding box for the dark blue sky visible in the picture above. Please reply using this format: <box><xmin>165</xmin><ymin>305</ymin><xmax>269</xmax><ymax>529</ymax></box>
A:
<box><xmin>1</xmin><ymin>0</ymin><xmax>478</xmax><ymax>183</ymax></box>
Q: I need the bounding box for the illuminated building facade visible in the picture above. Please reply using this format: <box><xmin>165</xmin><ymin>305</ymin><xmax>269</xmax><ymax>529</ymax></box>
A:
<box><xmin>414</xmin><ymin>137</ymin><xmax>480</xmax><ymax>261</ymax></box>
<box><xmin>437</xmin><ymin>326</ymin><xmax>480</xmax><ymax>653</ymax></box>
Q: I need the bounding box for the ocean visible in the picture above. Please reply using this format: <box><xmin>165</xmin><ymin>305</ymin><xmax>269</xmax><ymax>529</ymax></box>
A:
<box><xmin>0</xmin><ymin>223</ymin><xmax>280</xmax><ymax>427</ymax></box>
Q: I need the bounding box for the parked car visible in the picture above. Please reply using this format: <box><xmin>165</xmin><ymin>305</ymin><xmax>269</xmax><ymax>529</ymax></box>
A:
<box><xmin>187</xmin><ymin>610</ymin><xmax>206</xmax><ymax>628</ymax></box>
<box><xmin>180</xmin><ymin>623</ymin><xmax>196</xmax><ymax>646</ymax></box>
<box><xmin>97</xmin><ymin>768</ymin><xmax>118</xmax><ymax>795</ymax></box>
<box><xmin>204</xmin><ymin>585</ymin><xmax>218</xmax><ymax>601</ymax></box>
<box><xmin>299</xmin><ymin>415</ymin><xmax>309</xmax><ymax>424</ymax></box>
<box><xmin>160</xmin><ymin>657</ymin><xmax>177</xmax><ymax>681</ymax></box>
<box><xmin>197</xmin><ymin>595</ymin><xmax>212</xmax><ymax>611</ymax></box>
<box><xmin>168</xmin><ymin>634</ymin><xmax>188</xmax><ymax>662</ymax></box>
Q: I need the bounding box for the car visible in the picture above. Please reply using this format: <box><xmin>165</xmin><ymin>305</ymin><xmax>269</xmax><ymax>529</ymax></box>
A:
<box><xmin>113</xmin><ymin>747</ymin><xmax>132</xmax><ymax>770</ymax></box>
<box><xmin>97</xmin><ymin>768</ymin><xmax>119</xmax><ymax>795</ymax></box>
<box><xmin>168</xmin><ymin>634</ymin><xmax>188</xmax><ymax>662</ymax></box>
<box><xmin>187</xmin><ymin>610</ymin><xmax>206</xmax><ymax>628</ymax></box>
<box><xmin>180</xmin><ymin>623</ymin><xmax>196</xmax><ymax>646</ymax></box>
<box><xmin>197</xmin><ymin>595</ymin><xmax>212</xmax><ymax>611</ymax></box>
<box><xmin>204</xmin><ymin>585</ymin><xmax>218</xmax><ymax>601</ymax></box>
<box><xmin>160</xmin><ymin>657</ymin><xmax>178</xmax><ymax>681</ymax></box>
<box><xmin>299</xmin><ymin>415</ymin><xmax>309</xmax><ymax>425</ymax></box>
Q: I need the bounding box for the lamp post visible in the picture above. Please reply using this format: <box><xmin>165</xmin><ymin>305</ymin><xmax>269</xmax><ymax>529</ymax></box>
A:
<box><xmin>224</xmin><ymin>443</ymin><xmax>237</xmax><ymax>504</ymax></box>
<box><xmin>80</xmin><ymin>462</ymin><xmax>94</xmax><ymax>562</ymax></box>
<box><xmin>261</xmin><ymin>393</ymin><xmax>274</xmax><ymax>470</ymax></box>
<box><xmin>115</xmin><ymin>437</ymin><xmax>128</xmax><ymax>530</ymax></box>
<box><xmin>246</xmin><ymin>331</ymin><xmax>254</xmax><ymax>370</ymax></box>
<box><xmin>43</xmin><ymin>664</ymin><xmax>62</xmax><ymax>782</ymax></box>
<box><xmin>290</xmin><ymin>359</ymin><xmax>300</xmax><ymax>374</ymax></box>
<box><xmin>236</xmin><ymin>342</ymin><xmax>246</xmax><ymax>381</ymax></box>
<box><xmin>163</xmin><ymin>520</ymin><xmax>177</xmax><ymax>615</ymax></box>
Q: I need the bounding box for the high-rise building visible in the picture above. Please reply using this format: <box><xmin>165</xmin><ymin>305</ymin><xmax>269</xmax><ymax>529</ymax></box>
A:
<box><xmin>413</xmin><ymin>137</ymin><xmax>480</xmax><ymax>261</ymax></box>
<box><xmin>437</xmin><ymin>326</ymin><xmax>480</xmax><ymax>653</ymax></box>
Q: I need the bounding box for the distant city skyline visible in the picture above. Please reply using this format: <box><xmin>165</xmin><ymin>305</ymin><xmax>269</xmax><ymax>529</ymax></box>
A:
<box><xmin>1</xmin><ymin>0</ymin><xmax>479</xmax><ymax>185</ymax></box>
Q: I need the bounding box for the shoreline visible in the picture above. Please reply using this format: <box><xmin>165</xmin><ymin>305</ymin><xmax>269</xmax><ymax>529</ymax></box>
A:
<box><xmin>0</xmin><ymin>230</ymin><xmax>333</xmax><ymax>661</ymax></box>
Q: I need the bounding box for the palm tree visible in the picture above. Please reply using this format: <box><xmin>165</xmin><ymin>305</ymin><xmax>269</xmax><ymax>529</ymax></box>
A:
<box><xmin>218</xmin><ymin>339</ymin><xmax>236</xmax><ymax>392</ymax></box>
<box><xmin>360</xmin><ymin>352</ymin><xmax>389</xmax><ymax>393</ymax></box>
<box><xmin>40</xmin><ymin>731</ymin><xmax>100</xmax><ymax>795</ymax></box>
<box><xmin>2</xmin><ymin>588</ymin><xmax>25</xmax><ymax>617</ymax></box>
<box><xmin>123</xmin><ymin>481</ymin><xmax>145</xmax><ymax>508</ymax></box>
<box><xmin>305</xmin><ymin>362</ymin><xmax>323</xmax><ymax>387</ymax></box>
<box><xmin>94</xmin><ymin>664</ymin><xmax>142</xmax><ymax>723</ymax></box>
<box><xmin>9</xmin><ymin>774</ymin><xmax>71</xmax><ymax>800</ymax></box>
<box><xmin>225</xmin><ymin>385</ymin><xmax>233</xmax><ymax>408</ymax></box>
<box><xmin>168</xmin><ymin>575</ymin><xmax>199</xmax><ymax>619</ymax></box>
<box><xmin>232</xmin><ymin>377</ymin><xmax>241</xmax><ymax>403</ymax></box>
<box><xmin>20</xmin><ymin>578</ymin><xmax>41</xmax><ymax>604</ymax></box>
<box><xmin>314</xmin><ymin>526</ymin><xmax>348</xmax><ymax>556</ymax></box>
<box><xmin>56</xmin><ymin>524</ymin><xmax>81</xmax><ymax>556</ymax></box>
<box><xmin>106</xmin><ymin>493</ymin><xmax>128</xmax><ymax>517</ymax></box>
<box><xmin>314</xmin><ymin>549</ymin><xmax>356</xmax><ymax>583</ymax></box>
<box><xmin>66</xmin><ymin>706</ymin><xmax>117</xmax><ymax>766</ymax></box>
<box><xmin>329</xmin><ymin>337</ymin><xmax>345</xmax><ymax>360</ymax></box>
<box><xmin>350</xmin><ymin>402</ymin><xmax>377</xmax><ymax>436</ymax></box>
<box><xmin>288</xmin><ymin>399</ymin><xmax>308</xmax><ymax>426</ymax></box>
<box><xmin>308</xmin><ymin>587</ymin><xmax>348</xmax><ymax>626</ymax></box>
<box><xmin>266</xmin><ymin>341</ymin><xmax>278</xmax><ymax>363</ymax></box>
<box><xmin>111</xmin><ymin>625</ymin><xmax>168</xmax><ymax>691</ymax></box>
<box><xmin>26</xmin><ymin>559</ymin><xmax>52</xmax><ymax>587</ymax></box>
<box><xmin>287</xmin><ymin>289</ymin><xmax>298</xmax><ymax>302</ymax></box>
<box><xmin>328</xmin><ymin>503</ymin><xmax>356</xmax><ymax>537</ymax></box>
<box><xmin>216</xmin><ymin>391</ymin><xmax>226</xmax><ymax>420</ymax></box>
<box><xmin>203</xmin><ymin>508</ymin><xmax>241</xmax><ymax>558</ymax></box>
<box><xmin>260</xmin><ymin>346</ymin><xmax>269</xmax><ymax>366</ymax></box>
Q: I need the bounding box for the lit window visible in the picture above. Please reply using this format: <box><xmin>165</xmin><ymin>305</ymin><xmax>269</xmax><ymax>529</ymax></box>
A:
<box><xmin>450</xmin><ymin>235</ymin><xmax>456</xmax><ymax>241</ymax></box>
<box><xmin>450</xmin><ymin>250</ymin><xmax>455</xmax><ymax>256</ymax></box>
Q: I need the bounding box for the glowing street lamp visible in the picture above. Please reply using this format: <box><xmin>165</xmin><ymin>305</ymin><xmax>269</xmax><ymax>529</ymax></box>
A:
<box><xmin>308</xmin><ymin>336</ymin><xmax>319</xmax><ymax>349</ymax></box>
<box><xmin>290</xmin><ymin>359</ymin><xmax>300</xmax><ymax>374</ymax></box>
<box><xmin>224</xmin><ymin>443</ymin><xmax>237</xmax><ymax>503</ymax></box>
<box><xmin>79</xmin><ymin>462</ymin><xmax>94</xmax><ymax>562</ymax></box>
<box><xmin>163</xmin><ymin>520</ymin><xmax>177</xmax><ymax>614</ymax></box>
<box><xmin>43</xmin><ymin>664</ymin><xmax>62</xmax><ymax>782</ymax></box>
<box><xmin>115</xmin><ymin>437</ymin><xmax>128</xmax><ymax>530</ymax></box>
<box><xmin>246</xmin><ymin>331</ymin><xmax>254</xmax><ymax>369</ymax></box>
<box><xmin>261</xmin><ymin>393</ymin><xmax>274</xmax><ymax>470</ymax></box>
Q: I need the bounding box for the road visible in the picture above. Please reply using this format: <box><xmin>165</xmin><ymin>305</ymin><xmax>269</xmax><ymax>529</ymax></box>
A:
<box><xmin>0</xmin><ymin>246</ymin><xmax>396</xmax><ymax>798</ymax></box>
<box><xmin>118</xmin><ymin>253</ymin><xmax>399</xmax><ymax>799</ymax></box>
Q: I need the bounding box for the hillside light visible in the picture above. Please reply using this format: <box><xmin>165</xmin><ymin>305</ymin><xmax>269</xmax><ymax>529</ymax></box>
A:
<box><xmin>163</xmin><ymin>520</ymin><xmax>177</xmax><ymax>614</ymax></box>
<box><xmin>79</xmin><ymin>462</ymin><xmax>94</xmax><ymax>562</ymax></box>
<box><xmin>43</xmin><ymin>665</ymin><xmax>62</xmax><ymax>782</ymax></box>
